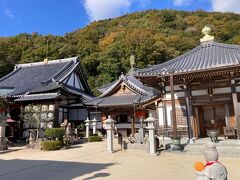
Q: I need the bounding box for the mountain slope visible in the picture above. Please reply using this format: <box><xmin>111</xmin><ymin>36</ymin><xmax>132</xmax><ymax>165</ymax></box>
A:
<box><xmin>0</xmin><ymin>10</ymin><xmax>240</xmax><ymax>94</ymax></box>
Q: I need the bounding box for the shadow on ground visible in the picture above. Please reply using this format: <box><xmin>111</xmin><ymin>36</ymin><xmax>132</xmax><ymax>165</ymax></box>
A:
<box><xmin>0</xmin><ymin>159</ymin><xmax>114</xmax><ymax>180</ymax></box>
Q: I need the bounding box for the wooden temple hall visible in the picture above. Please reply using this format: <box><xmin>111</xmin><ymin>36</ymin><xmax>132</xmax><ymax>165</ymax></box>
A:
<box><xmin>86</xmin><ymin>72</ymin><xmax>161</xmax><ymax>137</ymax></box>
<box><xmin>135</xmin><ymin>26</ymin><xmax>240</xmax><ymax>140</ymax></box>
<box><xmin>0</xmin><ymin>57</ymin><xmax>94</xmax><ymax>139</ymax></box>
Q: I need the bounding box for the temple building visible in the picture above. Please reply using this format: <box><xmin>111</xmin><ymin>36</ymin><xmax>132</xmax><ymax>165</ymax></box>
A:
<box><xmin>0</xmin><ymin>57</ymin><xmax>93</xmax><ymax>138</ymax></box>
<box><xmin>135</xmin><ymin>26</ymin><xmax>240</xmax><ymax>140</ymax></box>
<box><xmin>86</xmin><ymin>72</ymin><xmax>161</xmax><ymax>137</ymax></box>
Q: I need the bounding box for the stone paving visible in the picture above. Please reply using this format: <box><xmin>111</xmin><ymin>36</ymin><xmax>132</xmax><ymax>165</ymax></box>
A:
<box><xmin>0</xmin><ymin>139</ymin><xmax>240</xmax><ymax>180</ymax></box>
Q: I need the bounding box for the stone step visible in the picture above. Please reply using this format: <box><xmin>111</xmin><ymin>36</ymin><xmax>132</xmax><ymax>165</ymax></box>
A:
<box><xmin>184</xmin><ymin>143</ymin><xmax>240</xmax><ymax>157</ymax></box>
<box><xmin>184</xmin><ymin>150</ymin><xmax>240</xmax><ymax>157</ymax></box>
<box><xmin>126</xmin><ymin>143</ymin><xmax>147</xmax><ymax>150</ymax></box>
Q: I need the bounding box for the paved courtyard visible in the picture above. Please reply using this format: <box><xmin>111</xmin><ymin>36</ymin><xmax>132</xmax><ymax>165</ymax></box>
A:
<box><xmin>0</xmin><ymin>140</ymin><xmax>240</xmax><ymax>180</ymax></box>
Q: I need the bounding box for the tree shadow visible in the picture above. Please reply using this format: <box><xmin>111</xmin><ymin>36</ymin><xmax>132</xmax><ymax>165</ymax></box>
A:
<box><xmin>0</xmin><ymin>159</ymin><xmax>114</xmax><ymax>180</ymax></box>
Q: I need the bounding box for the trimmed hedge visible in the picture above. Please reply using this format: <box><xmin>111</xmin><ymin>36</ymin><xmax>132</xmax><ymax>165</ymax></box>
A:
<box><xmin>41</xmin><ymin>141</ymin><xmax>62</xmax><ymax>151</ymax></box>
<box><xmin>89</xmin><ymin>135</ymin><xmax>102</xmax><ymax>142</ymax></box>
<box><xmin>44</xmin><ymin>128</ymin><xmax>65</xmax><ymax>140</ymax></box>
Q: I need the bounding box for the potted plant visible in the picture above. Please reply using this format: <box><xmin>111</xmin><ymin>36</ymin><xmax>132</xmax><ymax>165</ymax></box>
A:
<box><xmin>171</xmin><ymin>136</ymin><xmax>182</xmax><ymax>151</ymax></box>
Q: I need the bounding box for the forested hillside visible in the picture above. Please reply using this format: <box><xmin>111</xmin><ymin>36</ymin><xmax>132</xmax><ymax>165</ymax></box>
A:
<box><xmin>1</xmin><ymin>10</ymin><xmax>240</xmax><ymax>95</ymax></box>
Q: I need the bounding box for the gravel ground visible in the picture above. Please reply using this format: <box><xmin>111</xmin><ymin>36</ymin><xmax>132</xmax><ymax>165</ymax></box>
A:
<box><xmin>0</xmin><ymin>139</ymin><xmax>239</xmax><ymax>180</ymax></box>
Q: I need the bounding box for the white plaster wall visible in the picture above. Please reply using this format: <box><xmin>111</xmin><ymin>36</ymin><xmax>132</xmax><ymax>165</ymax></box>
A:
<box><xmin>213</xmin><ymin>87</ymin><xmax>231</xmax><ymax>94</ymax></box>
<box><xmin>236</xmin><ymin>86</ymin><xmax>240</xmax><ymax>92</ymax></box>
<box><xmin>166</xmin><ymin>106</ymin><xmax>172</xmax><ymax>126</ymax></box>
<box><xmin>165</xmin><ymin>85</ymin><xmax>182</xmax><ymax>91</ymax></box>
<box><xmin>192</xmin><ymin>89</ymin><xmax>208</xmax><ymax>96</ymax></box>
<box><xmin>165</xmin><ymin>92</ymin><xmax>185</xmax><ymax>99</ymax></box>
<box><xmin>157</xmin><ymin>106</ymin><xmax>164</xmax><ymax>126</ymax></box>
<box><xmin>148</xmin><ymin>109</ymin><xmax>157</xmax><ymax>119</ymax></box>
<box><xmin>166</xmin><ymin>104</ymin><xmax>186</xmax><ymax>126</ymax></box>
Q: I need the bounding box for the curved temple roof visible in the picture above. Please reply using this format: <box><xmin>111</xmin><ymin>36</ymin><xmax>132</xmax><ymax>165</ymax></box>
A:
<box><xmin>136</xmin><ymin>41</ymin><xmax>240</xmax><ymax>76</ymax></box>
<box><xmin>0</xmin><ymin>57</ymin><xmax>78</xmax><ymax>96</ymax></box>
<box><xmin>86</xmin><ymin>74</ymin><xmax>160</xmax><ymax>107</ymax></box>
<box><xmin>0</xmin><ymin>57</ymin><xmax>94</xmax><ymax>101</ymax></box>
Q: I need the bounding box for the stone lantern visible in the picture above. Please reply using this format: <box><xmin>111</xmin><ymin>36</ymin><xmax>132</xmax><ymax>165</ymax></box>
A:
<box><xmin>0</xmin><ymin>121</ymin><xmax>8</xmax><ymax>150</ymax></box>
<box><xmin>85</xmin><ymin>117</ymin><xmax>90</xmax><ymax>138</ymax></box>
<box><xmin>92</xmin><ymin>117</ymin><xmax>97</xmax><ymax>135</ymax></box>
<box><xmin>145</xmin><ymin>113</ymin><xmax>157</xmax><ymax>155</ymax></box>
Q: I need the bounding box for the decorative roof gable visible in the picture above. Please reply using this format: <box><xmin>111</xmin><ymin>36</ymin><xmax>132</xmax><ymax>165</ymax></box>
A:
<box><xmin>85</xmin><ymin>74</ymin><xmax>160</xmax><ymax>107</ymax></box>
<box><xmin>99</xmin><ymin>74</ymin><xmax>151</xmax><ymax>98</ymax></box>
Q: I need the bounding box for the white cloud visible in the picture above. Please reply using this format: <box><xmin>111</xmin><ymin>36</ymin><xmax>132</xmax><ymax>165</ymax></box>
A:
<box><xmin>83</xmin><ymin>0</ymin><xmax>132</xmax><ymax>21</ymax></box>
<box><xmin>211</xmin><ymin>0</ymin><xmax>240</xmax><ymax>13</ymax></box>
<box><xmin>5</xmin><ymin>8</ymin><xmax>14</xmax><ymax>19</ymax></box>
<box><xmin>173</xmin><ymin>0</ymin><xmax>193</xmax><ymax>6</ymax></box>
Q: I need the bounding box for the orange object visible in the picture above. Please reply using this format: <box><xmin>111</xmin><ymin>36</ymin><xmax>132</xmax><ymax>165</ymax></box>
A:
<box><xmin>194</xmin><ymin>161</ymin><xmax>205</xmax><ymax>171</ymax></box>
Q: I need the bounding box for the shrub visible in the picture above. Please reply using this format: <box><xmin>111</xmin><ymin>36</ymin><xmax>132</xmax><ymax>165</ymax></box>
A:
<box><xmin>89</xmin><ymin>135</ymin><xmax>102</xmax><ymax>142</ymax></box>
<box><xmin>91</xmin><ymin>134</ymin><xmax>98</xmax><ymax>136</ymax></box>
<box><xmin>78</xmin><ymin>131</ymin><xmax>86</xmax><ymax>138</ymax></box>
<box><xmin>44</xmin><ymin>128</ymin><xmax>65</xmax><ymax>140</ymax></box>
<box><xmin>77</xmin><ymin>123</ymin><xmax>85</xmax><ymax>131</ymax></box>
<box><xmin>41</xmin><ymin>141</ymin><xmax>62</xmax><ymax>151</ymax></box>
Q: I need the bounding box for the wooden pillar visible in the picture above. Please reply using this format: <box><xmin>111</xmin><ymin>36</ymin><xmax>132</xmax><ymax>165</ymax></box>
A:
<box><xmin>131</xmin><ymin>105</ymin><xmax>136</xmax><ymax>137</ymax></box>
<box><xmin>193</xmin><ymin>107</ymin><xmax>200</xmax><ymax>138</ymax></box>
<box><xmin>54</xmin><ymin>101</ymin><xmax>59</xmax><ymax>127</ymax></box>
<box><xmin>170</xmin><ymin>74</ymin><xmax>177</xmax><ymax>138</ymax></box>
<box><xmin>231</xmin><ymin>79</ymin><xmax>240</xmax><ymax>139</ymax></box>
<box><xmin>184</xmin><ymin>85</ymin><xmax>193</xmax><ymax>142</ymax></box>
<box><xmin>225</xmin><ymin>104</ymin><xmax>230</xmax><ymax>127</ymax></box>
<box><xmin>163</xmin><ymin>100</ymin><xmax>168</xmax><ymax>128</ymax></box>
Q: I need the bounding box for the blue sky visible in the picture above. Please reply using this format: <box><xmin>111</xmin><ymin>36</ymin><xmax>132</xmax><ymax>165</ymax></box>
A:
<box><xmin>0</xmin><ymin>0</ymin><xmax>239</xmax><ymax>37</ymax></box>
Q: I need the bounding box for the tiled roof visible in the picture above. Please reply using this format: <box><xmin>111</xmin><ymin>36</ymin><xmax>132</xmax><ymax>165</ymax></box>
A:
<box><xmin>14</xmin><ymin>93</ymin><xmax>60</xmax><ymax>102</ymax></box>
<box><xmin>29</xmin><ymin>82</ymin><xmax>60</xmax><ymax>93</ymax></box>
<box><xmin>86</xmin><ymin>94</ymin><xmax>159</xmax><ymax>107</ymax></box>
<box><xmin>136</xmin><ymin>41</ymin><xmax>240</xmax><ymax>76</ymax></box>
<box><xmin>97</xmin><ymin>80</ymin><xmax>117</xmax><ymax>93</ymax></box>
<box><xmin>99</xmin><ymin>74</ymin><xmax>154</xmax><ymax>98</ymax></box>
<box><xmin>0</xmin><ymin>57</ymin><xmax>78</xmax><ymax>96</ymax></box>
<box><xmin>86</xmin><ymin>74</ymin><xmax>160</xmax><ymax>107</ymax></box>
<box><xmin>61</xmin><ymin>85</ymin><xmax>95</xmax><ymax>100</ymax></box>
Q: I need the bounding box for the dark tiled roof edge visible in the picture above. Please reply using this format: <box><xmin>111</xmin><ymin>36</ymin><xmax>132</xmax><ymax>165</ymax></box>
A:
<box><xmin>0</xmin><ymin>67</ymin><xmax>21</xmax><ymax>83</ymax></box>
<box><xmin>136</xmin><ymin>41</ymin><xmax>240</xmax><ymax>76</ymax></box>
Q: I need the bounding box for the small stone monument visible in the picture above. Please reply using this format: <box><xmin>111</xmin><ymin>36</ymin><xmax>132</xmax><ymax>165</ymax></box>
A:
<box><xmin>105</xmin><ymin>115</ymin><xmax>114</xmax><ymax>153</ymax></box>
<box><xmin>65</xmin><ymin>123</ymin><xmax>72</xmax><ymax>135</ymax></box>
<box><xmin>28</xmin><ymin>131</ymin><xmax>36</xmax><ymax>148</ymax></box>
<box><xmin>195</xmin><ymin>142</ymin><xmax>228</xmax><ymax>180</ymax></box>
<box><xmin>145</xmin><ymin>113</ymin><xmax>156</xmax><ymax>155</ymax></box>
<box><xmin>135</xmin><ymin>118</ymin><xmax>145</xmax><ymax>144</ymax></box>
<box><xmin>0</xmin><ymin>121</ymin><xmax>8</xmax><ymax>150</ymax></box>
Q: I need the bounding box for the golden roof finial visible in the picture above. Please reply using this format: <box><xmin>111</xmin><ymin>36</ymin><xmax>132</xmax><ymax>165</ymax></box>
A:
<box><xmin>200</xmin><ymin>25</ymin><xmax>214</xmax><ymax>43</ymax></box>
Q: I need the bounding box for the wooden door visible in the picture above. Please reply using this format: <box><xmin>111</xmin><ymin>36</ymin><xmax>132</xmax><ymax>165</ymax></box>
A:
<box><xmin>203</xmin><ymin>106</ymin><xmax>215</xmax><ymax>131</ymax></box>
<box><xmin>198</xmin><ymin>107</ymin><xmax>206</xmax><ymax>137</ymax></box>
<box><xmin>214</xmin><ymin>105</ymin><xmax>226</xmax><ymax>135</ymax></box>
<box><xmin>198</xmin><ymin>105</ymin><xmax>226</xmax><ymax>137</ymax></box>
